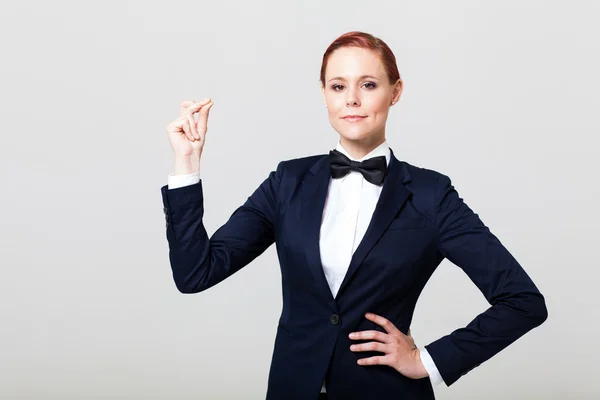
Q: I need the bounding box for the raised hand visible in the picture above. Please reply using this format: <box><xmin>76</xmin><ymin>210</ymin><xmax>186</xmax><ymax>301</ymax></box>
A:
<box><xmin>166</xmin><ymin>98</ymin><xmax>214</xmax><ymax>158</ymax></box>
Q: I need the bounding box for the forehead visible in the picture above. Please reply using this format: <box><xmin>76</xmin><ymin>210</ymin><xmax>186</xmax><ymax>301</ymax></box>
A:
<box><xmin>325</xmin><ymin>47</ymin><xmax>386</xmax><ymax>80</ymax></box>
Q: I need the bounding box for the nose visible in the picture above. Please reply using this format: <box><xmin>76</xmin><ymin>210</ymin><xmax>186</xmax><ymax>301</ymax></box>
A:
<box><xmin>345</xmin><ymin>88</ymin><xmax>360</xmax><ymax>107</ymax></box>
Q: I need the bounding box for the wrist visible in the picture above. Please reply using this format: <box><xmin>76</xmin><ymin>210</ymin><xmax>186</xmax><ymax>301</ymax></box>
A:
<box><xmin>414</xmin><ymin>349</ymin><xmax>429</xmax><ymax>378</ymax></box>
<box><xmin>174</xmin><ymin>153</ymin><xmax>201</xmax><ymax>175</ymax></box>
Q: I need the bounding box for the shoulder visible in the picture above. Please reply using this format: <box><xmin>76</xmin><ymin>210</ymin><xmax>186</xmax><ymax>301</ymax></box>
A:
<box><xmin>397</xmin><ymin>160</ymin><xmax>457</xmax><ymax>214</ymax></box>
<box><xmin>400</xmin><ymin>159</ymin><xmax>449</xmax><ymax>189</ymax></box>
<box><xmin>274</xmin><ymin>153</ymin><xmax>327</xmax><ymax>177</ymax></box>
<box><xmin>280</xmin><ymin>153</ymin><xmax>327</xmax><ymax>169</ymax></box>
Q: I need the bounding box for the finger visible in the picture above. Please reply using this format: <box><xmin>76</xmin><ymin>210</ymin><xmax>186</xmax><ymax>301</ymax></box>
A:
<box><xmin>183</xmin><ymin>101</ymin><xmax>207</xmax><ymax>117</ymax></box>
<box><xmin>195</xmin><ymin>100</ymin><xmax>213</xmax><ymax>120</ymax></box>
<box><xmin>184</xmin><ymin>101</ymin><xmax>210</xmax><ymax>127</ymax></box>
<box><xmin>180</xmin><ymin>100</ymin><xmax>194</xmax><ymax>114</ymax></box>
<box><xmin>357</xmin><ymin>355</ymin><xmax>392</xmax><ymax>366</ymax></box>
<box><xmin>184</xmin><ymin>103</ymin><xmax>207</xmax><ymax>139</ymax></box>
<box><xmin>181</xmin><ymin>99</ymin><xmax>211</xmax><ymax>120</ymax></box>
<box><xmin>365</xmin><ymin>313</ymin><xmax>400</xmax><ymax>335</ymax></box>
<box><xmin>186</xmin><ymin>114</ymin><xmax>198</xmax><ymax>139</ymax></box>
<box><xmin>196</xmin><ymin>101</ymin><xmax>213</xmax><ymax>134</ymax></box>
<box><xmin>349</xmin><ymin>330</ymin><xmax>389</xmax><ymax>343</ymax></box>
<box><xmin>167</xmin><ymin>117</ymin><xmax>187</xmax><ymax>136</ymax></box>
<box><xmin>180</xmin><ymin>98</ymin><xmax>210</xmax><ymax>114</ymax></box>
<box><xmin>203</xmin><ymin>100</ymin><xmax>214</xmax><ymax>118</ymax></box>
<box><xmin>181</xmin><ymin>117</ymin><xmax>194</xmax><ymax>142</ymax></box>
<box><xmin>350</xmin><ymin>341</ymin><xmax>388</xmax><ymax>353</ymax></box>
<box><xmin>166</xmin><ymin>120</ymin><xmax>178</xmax><ymax>135</ymax></box>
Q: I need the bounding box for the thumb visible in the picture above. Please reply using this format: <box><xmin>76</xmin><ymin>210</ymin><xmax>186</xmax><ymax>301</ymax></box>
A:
<box><xmin>196</xmin><ymin>101</ymin><xmax>214</xmax><ymax>131</ymax></box>
<box><xmin>406</xmin><ymin>328</ymin><xmax>417</xmax><ymax>349</ymax></box>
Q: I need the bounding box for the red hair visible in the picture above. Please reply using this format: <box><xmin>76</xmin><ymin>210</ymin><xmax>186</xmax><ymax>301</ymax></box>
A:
<box><xmin>320</xmin><ymin>31</ymin><xmax>401</xmax><ymax>87</ymax></box>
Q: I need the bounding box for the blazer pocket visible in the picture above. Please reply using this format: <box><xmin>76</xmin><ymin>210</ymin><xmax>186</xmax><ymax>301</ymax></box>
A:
<box><xmin>387</xmin><ymin>217</ymin><xmax>427</xmax><ymax>230</ymax></box>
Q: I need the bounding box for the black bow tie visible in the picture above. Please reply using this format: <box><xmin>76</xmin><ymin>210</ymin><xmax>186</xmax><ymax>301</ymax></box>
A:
<box><xmin>328</xmin><ymin>149</ymin><xmax>388</xmax><ymax>185</ymax></box>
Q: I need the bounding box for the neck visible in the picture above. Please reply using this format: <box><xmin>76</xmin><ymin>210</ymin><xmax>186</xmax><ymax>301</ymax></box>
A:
<box><xmin>339</xmin><ymin>133</ymin><xmax>386</xmax><ymax>159</ymax></box>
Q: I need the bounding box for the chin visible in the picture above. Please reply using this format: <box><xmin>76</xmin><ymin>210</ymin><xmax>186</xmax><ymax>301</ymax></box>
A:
<box><xmin>337</xmin><ymin>128</ymin><xmax>375</xmax><ymax>142</ymax></box>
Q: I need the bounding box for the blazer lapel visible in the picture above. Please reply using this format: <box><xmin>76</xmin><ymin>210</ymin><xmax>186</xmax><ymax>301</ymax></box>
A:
<box><xmin>335</xmin><ymin>148</ymin><xmax>413</xmax><ymax>299</ymax></box>
<box><xmin>300</xmin><ymin>155</ymin><xmax>337</xmax><ymax>307</ymax></box>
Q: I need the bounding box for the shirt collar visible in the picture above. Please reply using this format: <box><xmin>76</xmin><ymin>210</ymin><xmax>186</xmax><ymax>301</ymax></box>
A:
<box><xmin>335</xmin><ymin>139</ymin><xmax>391</xmax><ymax>166</ymax></box>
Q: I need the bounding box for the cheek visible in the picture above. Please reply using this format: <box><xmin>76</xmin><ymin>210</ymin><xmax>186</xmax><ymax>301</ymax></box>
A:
<box><xmin>367</xmin><ymin>103</ymin><xmax>391</xmax><ymax>124</ymax></box>
<box><xmin>367</xmin><ymin>97</ymin><xmax>390</xmax><ymax>114</ymax></box>
<box><xmin>326</xmin><ymin>100</ymin><xmax>344</xmax><ymax>116</ymax></box>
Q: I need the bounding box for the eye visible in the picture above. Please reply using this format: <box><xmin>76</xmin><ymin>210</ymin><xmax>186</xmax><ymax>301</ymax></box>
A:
<box><xmin>363</xmin><ymin>82</ymin><xmax>377</xmax><ymax>89</ymax></box>
<box><xmin>330</xmin><ymin>82</ymin><xmax>377</xmax><ymax>91</ymax></box>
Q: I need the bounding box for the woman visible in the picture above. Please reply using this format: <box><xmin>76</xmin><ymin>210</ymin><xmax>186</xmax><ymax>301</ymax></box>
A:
<box><xmin>161</xmin><ymin>31</ymin><xmax>547</xmax><ymax>400</ymax></box>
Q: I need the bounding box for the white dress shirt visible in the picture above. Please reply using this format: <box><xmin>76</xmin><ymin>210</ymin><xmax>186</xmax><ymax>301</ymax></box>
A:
<box><xmin>167</xmin><ymin>140</ymin><xmax>444</xmax><ymax>392</ymax></box>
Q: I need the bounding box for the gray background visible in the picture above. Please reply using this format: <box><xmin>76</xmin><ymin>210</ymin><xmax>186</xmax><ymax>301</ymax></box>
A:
<box><xmin>1</xmin><ymin>0</ymin><xmax>598</xmax><ymax>398</ymax></box>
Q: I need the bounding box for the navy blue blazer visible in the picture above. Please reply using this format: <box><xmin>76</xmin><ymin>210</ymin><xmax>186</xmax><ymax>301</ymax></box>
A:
<box><xmin>160</xmin><ymin>148</ymin><xmax>547</xmax><ymax>400</ymax></box>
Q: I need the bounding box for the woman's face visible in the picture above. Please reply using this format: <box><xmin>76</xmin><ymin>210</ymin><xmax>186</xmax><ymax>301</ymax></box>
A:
<box><xmin>322</xmin><ymin>46</ymin><xmax>402</xmax><ymax>149</ymax></box>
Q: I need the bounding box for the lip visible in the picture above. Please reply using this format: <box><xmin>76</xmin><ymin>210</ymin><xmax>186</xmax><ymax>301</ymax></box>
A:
<box><xmin>343</xmin><ymin>115</ymin><xmax>367</xmax><ymax>121</ymax></box>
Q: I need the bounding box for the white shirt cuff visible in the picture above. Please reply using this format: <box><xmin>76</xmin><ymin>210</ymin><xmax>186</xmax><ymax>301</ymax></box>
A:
<box><xmin>167</xmin><ymin>171</ymin><xmax>200</xmax><ymax>189</ymax></box>
<box><xmin>420</xmin><ymin>347</ymin><xmax>444</xmax><ymax>386</ymax></box>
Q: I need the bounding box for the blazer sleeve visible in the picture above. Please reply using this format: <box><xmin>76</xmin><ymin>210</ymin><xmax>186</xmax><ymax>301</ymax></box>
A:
<box><xmin>160</xmin><ymin>161</ymin><xmax>284</xmax><ymax>293</ymax></box>
<box><xmin>424</xmin><ymin>173</ymin><xmax>548</xmax><ymax>386</ymax></box>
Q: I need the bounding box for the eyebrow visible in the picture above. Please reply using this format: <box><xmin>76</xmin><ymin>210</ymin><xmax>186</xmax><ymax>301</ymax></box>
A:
<box><xmin>327</xmin><ymin>75</ymin><xmax>380</xmax><ymax>83</ymax></box>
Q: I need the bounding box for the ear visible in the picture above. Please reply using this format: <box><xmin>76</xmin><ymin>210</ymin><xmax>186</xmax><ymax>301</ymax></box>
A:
<box><xmin>391</xmin><ymin>79</ymin><xmax>403</xmax><ymax>105</ymax></box>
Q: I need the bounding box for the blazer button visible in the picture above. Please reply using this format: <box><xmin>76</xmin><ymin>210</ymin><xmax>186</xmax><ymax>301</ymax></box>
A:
<box><xmin>330</xmin><ymin>314</ymin><xmax>340</xmax><ymax>325</ymax></box>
